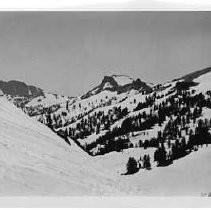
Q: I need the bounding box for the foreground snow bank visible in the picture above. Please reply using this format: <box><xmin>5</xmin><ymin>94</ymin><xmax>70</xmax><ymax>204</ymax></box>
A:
<box><xmin>96</xmin><ymin>145</ymin><xmax>211</xmax><ymax>196</ymax></box>
<box><xmin>0</xmin><ymin>97</ymin><xmax>120</xmax><ymax>195</ymax></box>
<box><xmin>131</xmin><ymin>145</ymin><xmax>211</xmax><ymax>196</ymax></box>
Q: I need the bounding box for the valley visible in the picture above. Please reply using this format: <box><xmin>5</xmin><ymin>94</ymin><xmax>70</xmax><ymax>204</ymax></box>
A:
<box><xmin>1</xmin><ymin>67</ymin><xmax>211</xmax><ymax>195</ymax></box>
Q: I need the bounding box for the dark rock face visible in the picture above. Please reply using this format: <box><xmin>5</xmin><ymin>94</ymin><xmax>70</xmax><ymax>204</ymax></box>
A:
<box><xmin>117</xmin><ymin>78</ymin><xmax>152</xmax><ymax>94</ymax></box>
<box><xmin>175</xmin><ymin>81</ymin><xmax>198</xmax><ymax>91</ymax></box>
<box><xmin>0</xmin><ymin>80</ymin><xmax>44</xmax><ymax>97</ymax></box>
<box><xmin>171</xmin><ymin>67</ymin><xmax>211</xmax><ymax>91</ymax></box>
<box><xmin>98</xmin><ymin>76</ymin><xmax>120</xmax><ymax>91</ymax></box>
<box><xmin>81</xmin><ymin>75</ymin><xmax>152</xmax><ymax>99</ymax></box>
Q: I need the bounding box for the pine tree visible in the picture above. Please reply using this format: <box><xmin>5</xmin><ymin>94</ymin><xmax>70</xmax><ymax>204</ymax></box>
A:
<box><xmin>126</xmin><ymin>157</ymin><xmax>138</xmax><ymax>174</ymax></box>
<box><xmin>46</xmin><ymin>110</ymin><xmax>53</xmax><ymax>129</ymax></box>
<box><xmin>66</xmin><ymin>101</ymin><xmax>69</xmax><ymax>111</ymax></box>
<box><xmin>154</xmin><ymin>144</ymin><xmax>167</xmax><ymax>166</ymax></box>
<box><xmin>143</xmin><ymin>154</ymin><xmax>151</xmax><ymax>170</ymax></box>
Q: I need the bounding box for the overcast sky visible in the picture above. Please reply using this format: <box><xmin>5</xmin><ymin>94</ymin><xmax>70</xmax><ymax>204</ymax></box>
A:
<box><xmin>0</xmin><ymin>12</ymin><xmax>211</xmax><ymax>96</ymax></box>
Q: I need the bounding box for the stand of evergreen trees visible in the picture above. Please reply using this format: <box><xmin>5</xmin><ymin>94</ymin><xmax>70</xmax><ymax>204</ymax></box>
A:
<box><xmin>24</xmin><ymin>82</ymin><xmax>211</xmax><ymax>160</ymax></box>
<box><xmin>125</xmin><ymin>154</ymin><xmax>151</xmax><ymax>175</ymax></box>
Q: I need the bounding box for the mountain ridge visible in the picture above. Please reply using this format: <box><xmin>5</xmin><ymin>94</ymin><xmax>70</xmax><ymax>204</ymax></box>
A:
<box><xmin>175</xmin><ymin>67</ymin><xmax>211</xmax><ymax>82</ymax></box>
<box><xmin>81</xmin><ymin>74</ymin><xmax>152</xmax><ymax>99</ymax></box>
<box><xmin>2</xmin><ymin>66</ymin><xmax>211</xmax><ymax>158</ymax></box>
<box><xmin>0</xmin><ymin>80</ymin><xmax>44</xmax><ymax>98</ymax></box>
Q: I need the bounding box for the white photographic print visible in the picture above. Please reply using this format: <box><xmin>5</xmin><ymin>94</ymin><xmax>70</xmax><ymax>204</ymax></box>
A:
<box><xmin>0</xmin><ymin>0</ymin><xmax>211</xmax><ymax>208</ymax></box>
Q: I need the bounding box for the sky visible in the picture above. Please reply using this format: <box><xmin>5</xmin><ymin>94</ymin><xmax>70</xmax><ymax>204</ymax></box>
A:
<box><xmin>0</xmin><ymin>12</ymin><xmax>211</xmax><ymax>96</ymax></box>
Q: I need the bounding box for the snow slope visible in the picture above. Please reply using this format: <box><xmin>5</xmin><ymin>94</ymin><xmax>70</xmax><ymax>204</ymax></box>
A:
<box><xmin>26</xmin><ymin>92</ymin><xmax>68</xmax><ymax>108</ymax></box>
<box><xmin>112</xmin><ymin>75</ymin><xmax>134</xmax><ymax>86</ymax></box>
<box><xmin>127</xmin><ymin>145</ymin><xmax>211</xmax><ymax>196</ymax></box>
<box><xmin>95</xmin><ymin>145</ymin><xmax>211</xmax><ymax>196</ymax></box>
<box><xmin>192</xmin><ymin>71</ymin><xmax>211</xmax><ymax>94</ymax></box>
<box><xmin>0</xmin><ymin>96</ymin><xmax>121</xmax><ymax>195</ymax></box>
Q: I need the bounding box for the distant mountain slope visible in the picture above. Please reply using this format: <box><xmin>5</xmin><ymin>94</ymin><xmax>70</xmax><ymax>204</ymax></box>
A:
<box><xmin>0</xmin><ymin>80</ymin><xmax>73</xmax><ymax>117</ymax></box>
<box><xmin>0</xmin><ymin>80</ymin><xmax>43</xmax><ymax>97</ymax></box>
<box><xmin>0</xmin><ymin>96</ymin><xmax>119</xmax><ymax>195</ymax></box>
<box><xmin>177</xmin><ymin>67</ymin><xmax>211</xmax><ymax>82</ymax></box>
<box><xmin>10</xmin><ymin>67</ymin><xmax>210</xmax><ymax>159</ymax></box>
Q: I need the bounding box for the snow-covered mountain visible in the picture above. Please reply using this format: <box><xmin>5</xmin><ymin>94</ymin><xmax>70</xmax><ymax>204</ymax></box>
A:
<box><xmin>0</xmin><ymin>80</ymin><xmax>43</xmax><ymax>98</ymax></box>
<box><xmin>4</xmin><ymin>68</ymin><xmax>211</xmax><ymax>158</ymax></box>
<box><xmin>1</xmin><ymin>67</ymin><xmax>211</xmax><ymax>196</ymax></box>
<box><xmin>81</xmin><ymin>74</ymin><xmax>152</xmax><ymax>99</ymax></box>
<box><xmin>0</xmin><ymin>79</ymin><xmax>74</xmax><ymax>117</ymax></box>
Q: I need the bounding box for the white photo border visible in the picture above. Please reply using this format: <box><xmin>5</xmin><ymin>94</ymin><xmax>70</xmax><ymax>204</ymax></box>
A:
<box><xmin>0</xmin><ymin>0</ymin><xmax>211</xmax><ymax>208</ymax></box>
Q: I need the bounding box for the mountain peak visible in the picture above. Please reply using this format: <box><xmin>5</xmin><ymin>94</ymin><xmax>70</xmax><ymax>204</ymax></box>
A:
<box><xmin>0</xmin><ymin>80</ymin><xmax>44</xmax><ymax>98</ymax></box>
<box><xmin>81</xmin><ymin>74</ymin><xmax>152</xmax><ymax>99</ymax></box>
<box><xmin>101</xmin><ymin>74</ymin><xmax>134</xmax><ymax>89</ymax></box>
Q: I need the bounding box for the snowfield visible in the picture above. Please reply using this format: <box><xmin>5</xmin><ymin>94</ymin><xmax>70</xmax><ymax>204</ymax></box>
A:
<box><xmin>192</xmin><ymin>71</ymin><xmax>211</xmax><ymax>94</ymax></box>
<box><xmin>0</xmin><ymin>97</ymin><xmax>122</xmax><ymax>195</ymax></box>
<box><xmin>95</xmin><ymin>145</ymin><xmax>211</xmax><ymax>196</ymax></box>
<box><xmin>112</xmin><ymin>75</ymin><xmax>134</xmax><ymax>86</ymax></box>
<box><xmin>26</xmin><ymin>92</ymin><xmax>69</xmax><ymax>108</ymax></box>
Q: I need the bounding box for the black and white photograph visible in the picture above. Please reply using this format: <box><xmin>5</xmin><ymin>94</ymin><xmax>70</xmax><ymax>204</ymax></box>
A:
<box><xmin>1</xmin><ymin>0</ymin><xmax>211</xmax><ymax>208</ymax></box>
